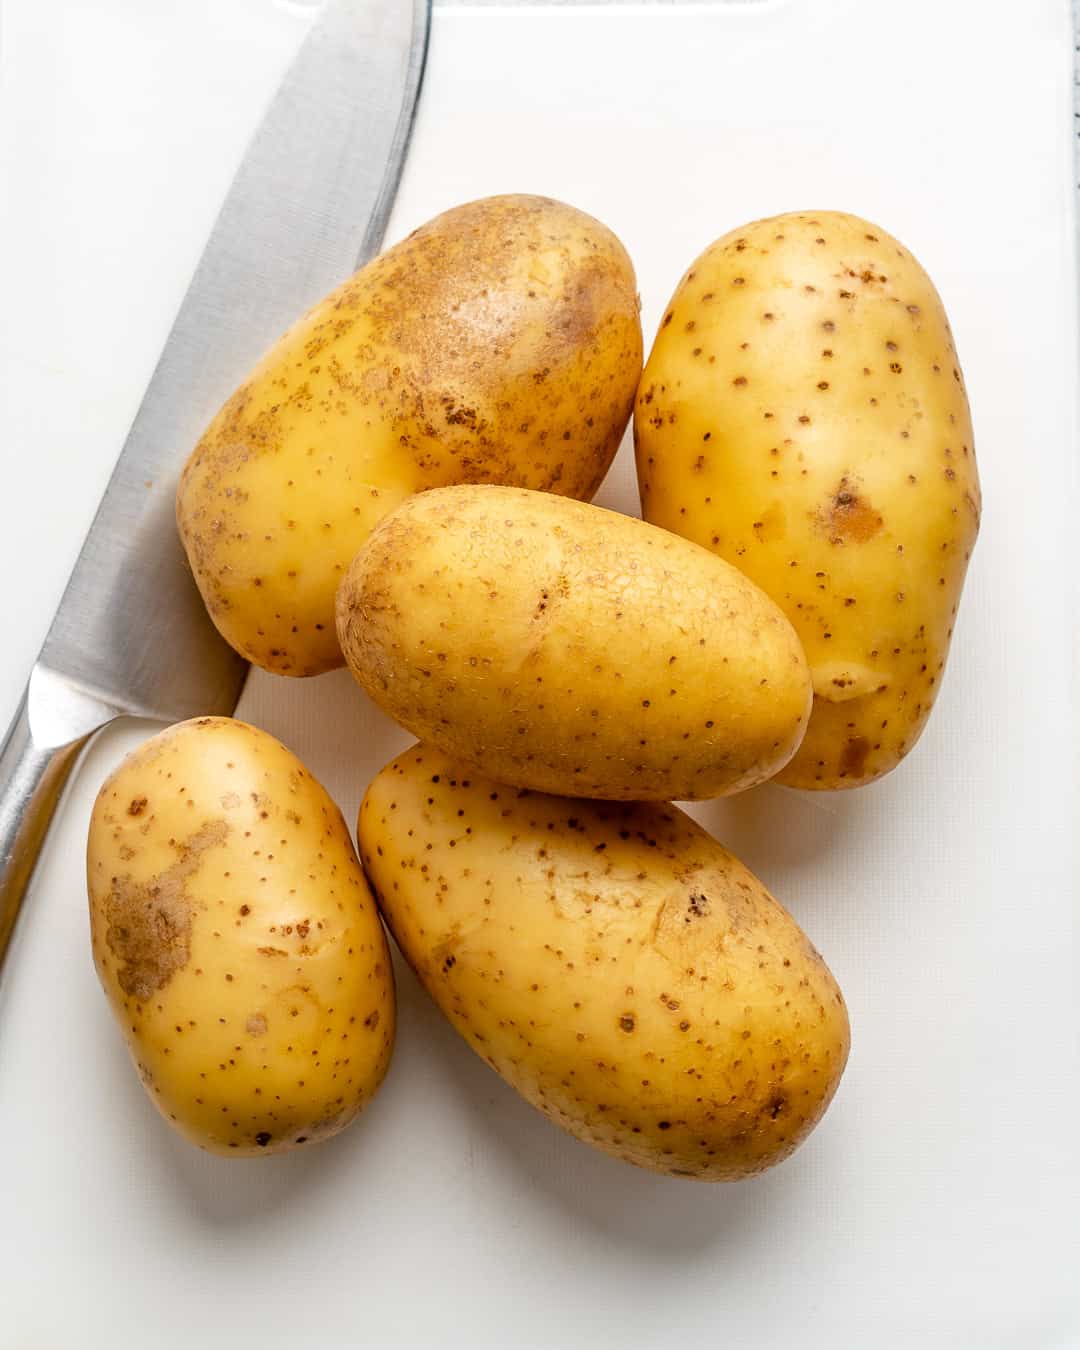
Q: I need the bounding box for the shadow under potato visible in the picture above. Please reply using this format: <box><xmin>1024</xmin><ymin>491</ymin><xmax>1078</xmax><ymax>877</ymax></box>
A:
<box><xmin>385</xmin><ymin>962</ymin><xmax>843</xmax><ymax>1258</ymax></box>
<box><xmin>134</xmin><ymin>694</ymin><xmax>866</xmax><ymax>1233</ymax></box>
<box><xmin>234</xmin><ymin>667</ymin><xmax>412</xmax><ymax>831</ymax></box>
<box><xmin>119</xmin><ymin>1011</ymin><xmax>402</xmax><ymax>1233</ymax></box>
<box><xmin>114</xmin><ymin>895</ymin><xmax>849</xmax><ymax>1241</ymax></box>
<box><xmin>687</xmin><ymin>777</ymin><xmax>894</xmax><ymax>917</ymax></box>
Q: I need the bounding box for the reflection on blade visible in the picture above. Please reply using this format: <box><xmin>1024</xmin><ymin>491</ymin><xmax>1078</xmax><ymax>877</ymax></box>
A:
<box><xmin>39</xmin><ymin>0</ymin><xmax>431</xmax><ymax>722</ymax></box>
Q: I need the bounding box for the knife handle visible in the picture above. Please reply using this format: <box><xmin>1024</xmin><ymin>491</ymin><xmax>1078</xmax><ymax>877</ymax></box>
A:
<box><xmin>0</xmin><ymin>668</ymin><xmax>114</xmax><ymax>979</ymax></box>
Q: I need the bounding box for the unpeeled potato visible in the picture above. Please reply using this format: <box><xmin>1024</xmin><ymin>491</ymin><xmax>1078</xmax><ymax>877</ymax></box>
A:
<box><xmin>177</xmin><ymin>194</ymin><xmax>643</xmax><ymax>676</ymax></box>
<box><xmin>636</xmin><ymin>210</ymin><xmax>980</xmax><ymax>787</ymax></box>
<box><xmin>87</xmin><ymin>717</ymin><xmax>394</xmax><ymax>1155</ymax></box>
<box><xmin>359</xmin><ymin>744</ymin><xmax>850</xmax><ymax>1180</ymax></box>
<box><xmin>337</xmin><ymin>485</ymin><xmax>812</xmax><ymax>801</ymax></box>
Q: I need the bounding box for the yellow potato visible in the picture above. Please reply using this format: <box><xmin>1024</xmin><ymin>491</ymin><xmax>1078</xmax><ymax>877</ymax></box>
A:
<box><xmin>337</xmin><ymin>485</ymin><xmax>811</xmax><ymax>801</ymax></box>
<box><xmin>360</xmin><ymin>744</ymin><xmax>850</xmax><ymax>1181</ymax></box>
<box><xmin>177</xmin><ymin>194</ymin><xmax>643</xmax><ymax>676</ymax></box>
<box><xmin>635</xmin><ymin>211</ymin><xmax>980</xmax><ymax>788</ymax></box>
<box><xmin>87</xmin><ymin>717</ymin><xmax>394</xmax><ymax>1155</ymax></box>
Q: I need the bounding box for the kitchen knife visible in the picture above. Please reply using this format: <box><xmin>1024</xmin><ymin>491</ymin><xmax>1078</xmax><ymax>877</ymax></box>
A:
<box><xmin>0</xmin><ymin>0</ymin><xmax>431</xmax><ymax>976</ymax></box>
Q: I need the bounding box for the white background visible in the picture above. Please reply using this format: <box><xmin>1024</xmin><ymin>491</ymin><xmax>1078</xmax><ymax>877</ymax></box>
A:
<box><xmin>0</xmin><ymin>2</ymin><xmax>1078</xmax><ymax>1347</ymax></box>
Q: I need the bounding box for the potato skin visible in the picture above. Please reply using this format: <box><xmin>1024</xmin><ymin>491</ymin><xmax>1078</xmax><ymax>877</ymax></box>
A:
<box><xmin>87</xmin><ymin>717</ymin><xmax>394</xmax><ymax>1156</ymax></box>
<box><xmin>635</xmin><ymin>211</ymin><xmax>980</xmax><ymax>788</ymax></box>
<box><xmin>176</xmin><ymin>194</ymin><xmax>643</xmax><ymax>677</ymax></box>
<box><xmin>337</xmin><ymin>485</ymin><xmax>811</xmax><ymax>801</ymax></box>
<box><xmin>360</xmin><ymin>745</ymin><xmax>849</xmax><ymax>1181</ymax></box>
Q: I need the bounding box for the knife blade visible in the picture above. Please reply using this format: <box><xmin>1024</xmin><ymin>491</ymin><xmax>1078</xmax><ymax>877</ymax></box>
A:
<box><xmin>0</xmin><ymin>0</ymin><xmax>432</xmax><ymax>975</ymax></box>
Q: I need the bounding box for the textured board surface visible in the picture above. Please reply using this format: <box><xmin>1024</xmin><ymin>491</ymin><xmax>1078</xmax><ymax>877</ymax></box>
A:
<box><xmin>0</xmin><ymin>2</ymin><xmax>1077</xmax><ymax>1347</ymax></box>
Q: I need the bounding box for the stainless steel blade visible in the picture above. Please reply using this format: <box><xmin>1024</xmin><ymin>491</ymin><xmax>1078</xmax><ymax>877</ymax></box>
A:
<box><xmin>0</xmin><ymin>0</ymin><xmax>430</xmax><ymax>977</ymax></box>
<box><xmin>39</xmin><ymin>0</ymin><xmax>431</xmax><ymax>723</ymax></box>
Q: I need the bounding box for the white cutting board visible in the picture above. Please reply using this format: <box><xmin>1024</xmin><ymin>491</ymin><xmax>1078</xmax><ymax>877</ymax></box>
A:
<box><xmin>1</xmin><ymin>2</ymin><xmax>1077</xmax><ymax>1347</ymax></box>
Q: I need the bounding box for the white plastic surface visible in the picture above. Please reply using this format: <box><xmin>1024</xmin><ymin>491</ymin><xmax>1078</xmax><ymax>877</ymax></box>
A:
<box><xmin>0</xmin><ymin>2</ymin><xmax>1077</xmax><ymax>1347</ymax></box>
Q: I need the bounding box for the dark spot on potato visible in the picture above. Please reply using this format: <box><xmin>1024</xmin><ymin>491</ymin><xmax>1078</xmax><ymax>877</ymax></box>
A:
<box><xmin>816</xmin><ymin>476</ymin><xmax>883</xmax><ymax>544</ymax></box>
<box><xmin>255</xmin><ymin>1132</ymin><xmax>272</xmax><ymax>1147</ymax></box>
<box><xmin>127</xmin><ymin>797</ymin><xmax>148</xmax><ymax>817</ymax></box>
<box><xmin>840</xmin><ymin>736</ymin><xmax>871</xmax><ymax>777</ymax></box>
<box><xmin>104</xmin><ymin>820</ymin><xmax>228</xmax><ymax>1001</ymax></box>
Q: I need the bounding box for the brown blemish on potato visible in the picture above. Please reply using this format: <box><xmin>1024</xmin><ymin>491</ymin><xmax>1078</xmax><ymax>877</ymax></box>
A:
<box><xmin>104</xmin><ymin>819</ymin><xmax>228</xmax><ymax>1001</ymax></box>
<box><xmin>127</xmin><ymin>797</ymin><xmax>148</xmax><ymax>817</ymax></box>
<box><xmin>815</xmin><ymin>477</ymin><xmax>883</xmax><ymax>544</ymax></box>
<box><xmin>839</xmin><ymin>736</ymin><xmax>871</xmax><ymax>777</ymax></box>
<box><xmin>246</xmin><ymin>1012</ymin><xmax>268</xmax><ymax>1037</ymax></box>
<box><xmin>687</xmin><ymin>892</ymin><xmax>710</xmax><ymax>918</ymax></box>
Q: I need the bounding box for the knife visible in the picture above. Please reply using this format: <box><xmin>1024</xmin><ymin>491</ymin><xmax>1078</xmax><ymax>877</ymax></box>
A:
<box><xmin>0</xmin><ymin>0</ymin><xmax>431</xmax><ymax>976</ymax></box>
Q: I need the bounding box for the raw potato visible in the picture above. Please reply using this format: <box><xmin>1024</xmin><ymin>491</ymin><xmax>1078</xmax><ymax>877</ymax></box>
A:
<box><xmin>337</xmin><ymin>485</ymin><xmax>812</xmax><ymax>801</ymax></box>
<box><xmin>87</xmin><ymin>717</ymin><xmax>394</xmax><ymax>1155</ymax></box>
<box><xmin>177</xmin><ymin>194</ymin><xmax>643</xmax><ymax>676</ymax></box>
<box><xmin>360</xmin><ymin>745</ymin><xmax>850</xmax><ymax>1181</ymax></box>
<box><xmin>636</xmin><ymin>211</ymin><xmax>980</xmax><ymax>788</ymax></box>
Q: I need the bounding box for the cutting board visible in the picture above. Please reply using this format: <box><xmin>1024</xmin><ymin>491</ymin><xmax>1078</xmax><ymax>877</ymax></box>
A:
<box><xmin>1</xmin><ymin>2</ymin><xmax>1077</xmax><ymax>1347</ymax></box>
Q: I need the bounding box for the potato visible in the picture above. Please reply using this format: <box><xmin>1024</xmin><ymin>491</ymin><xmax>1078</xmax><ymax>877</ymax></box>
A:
<box><xmin>176</xmin><ymin>194</ymin><xmax>643</xmax><ymax>677</ymax></box>
<box><xmin>359</xmin><ymin>744</ymin><xmax>849</xmax><ymax>1180</ymax></box>
<box><xmin>337</xmin><ymin>484</ymin><xmax>811</xmax><ymax>801</ymax></box>
<box><xmin>635</xmin><ymin>211</ymin><xmax>980</xmax><ymax>788</ymax></box>
<box><xmin>87</xmin><ymin>717</ymin><xmax>394</xmax><ymax>1155</ymax></box>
